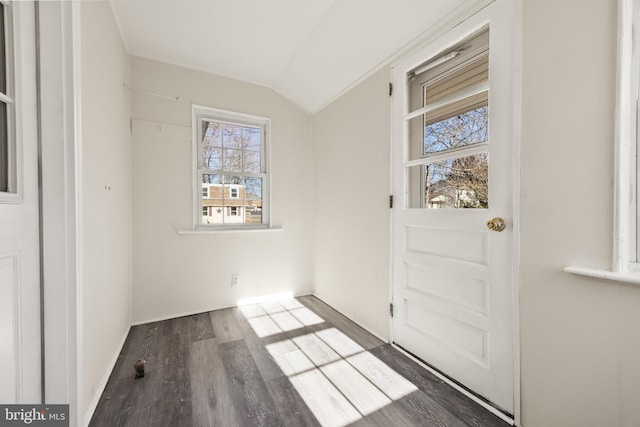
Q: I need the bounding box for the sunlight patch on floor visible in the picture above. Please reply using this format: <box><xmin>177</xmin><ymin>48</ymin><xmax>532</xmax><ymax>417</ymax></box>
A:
<box><xmin>240</xmin><ymin>298</ymin><xmax>325</xmax><ymax>337</ymax></box>
<box><xmin>266</xmin><ymin>327</ymin><xmax>418</xmax><ymax>427</ymax></box>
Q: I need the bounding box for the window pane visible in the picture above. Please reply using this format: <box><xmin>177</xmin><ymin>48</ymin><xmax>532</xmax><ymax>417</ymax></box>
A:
<box><xmin>243</xmin><ymin>150</ymin><xmax>261</xmax><ymax>173</ymax></box>
<box><xmin>223</xmin><ymin>176</ymin><xmax>243</xmax><ymax>224</ymax></box>
<box><xmin>409</xmin><ymin>52</ymin><xmax>489</xmax><ymax>160</ymax></box>
<box><xmin>407</xmin><ymin>153</ymin><xmax>488</xmax><ymax>209</ymax></box>
<box><xmin>424</xmin><ymin>105</ymin><xmax>488</xmax><ymax>155</ymax></box>
<box><xmin>223</xmin><ymin>148</ymin><xmax>243</xmax><ymax>172</ymax></box>
<box><xmin>223</xmin><ymin>125</ymin><xmax>243</xmax><ymax>148</ymax></box>
<box><xmin>223</xmin><ymin>175</ymin><xmax>243</xmax><ymax>186</ymax></box>
<box><xmin>244</xmin><ymin>177</ymin><xmax>263</xmax><ymax>224</ymax></box>
<box><xmin>0</xmin><ymin>102</ymin><xmax>6</xmax><ymax>192</ymax></box>
<box><xmin>202</xmin><ymin>121</ymin><xmax>222</xmax><ymax>147</ymax></box>
<box><xmin>201</xmin><ymin>146</ymin><xmax>222</xmax><ymax>170</ymax></box>
<box><xmin>0</xmin><ymin>4</ymin><xmax>6</xmax><ymax>95</ymax></box>
<box><xmin>202</xmin><ymin>174</ymin><xmax>223</xmax><ymax>225</ymax></box>
<box><xmin>243</xmin><ymin>127</ymin><xmax>261</xmax><ymax>151</ymax></box>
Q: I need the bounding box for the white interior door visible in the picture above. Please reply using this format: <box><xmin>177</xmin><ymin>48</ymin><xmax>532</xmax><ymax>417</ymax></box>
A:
<box><xmin>0</xmin><ymin>1</ymin><xmax>41</xmax><ymax>404</ymax></box>
<box><xmin>391</xmin><ymin>2</ymin><xmax>518</xmax><ymax>413</ymax></box>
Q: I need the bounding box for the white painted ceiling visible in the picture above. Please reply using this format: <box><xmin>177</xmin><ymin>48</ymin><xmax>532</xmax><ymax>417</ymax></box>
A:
<box><xmin>110</xmin><ymin>0</ymin><xmax>467</xmax><ymax>113</ymax></box>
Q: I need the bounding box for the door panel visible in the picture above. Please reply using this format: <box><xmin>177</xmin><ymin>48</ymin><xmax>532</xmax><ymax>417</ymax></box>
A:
<box><xmin>0</xmin><ymin>253</ymin><xmax>18</xmax><ymax>402</ymax></box>
<box><xmin>405</xmin><ymin>224</ymin><xmax>487</xmax><ymax>263</ymax></box>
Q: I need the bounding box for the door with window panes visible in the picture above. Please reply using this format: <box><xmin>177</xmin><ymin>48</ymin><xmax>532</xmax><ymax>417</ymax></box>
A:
<box><xmin>392</xmin><ymin>21</ymin><xmax>515</xmax><ymax>413</ymax></box>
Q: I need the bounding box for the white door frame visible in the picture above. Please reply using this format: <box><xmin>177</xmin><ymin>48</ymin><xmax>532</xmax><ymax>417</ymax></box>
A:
<box><xmin>37</xmin><ymin>1</ymin><xmax>83</xmax><ymax>425</ymax></box>
<box><xmin>388</xmin><ymin>0</ymin><xmax>522</xmax><ymax>423</ymax></box>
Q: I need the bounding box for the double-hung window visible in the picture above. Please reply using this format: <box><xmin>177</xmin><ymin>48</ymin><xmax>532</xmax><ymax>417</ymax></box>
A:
<box><xmin>193</xmin><ymin>105</ymin><xmax>269</xmax><ymax>228</ymax></box>
<box><xmin>0</xmin><ymin>1</ymin><xmax>16</xmax><ymax>201</ymax></box>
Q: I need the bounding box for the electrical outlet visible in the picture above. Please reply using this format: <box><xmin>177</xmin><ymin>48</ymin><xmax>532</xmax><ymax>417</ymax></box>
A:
<box><xmin>231</xmin><ymin>273</ymin><xmax>240</xmax><ymax>287</ymax></box>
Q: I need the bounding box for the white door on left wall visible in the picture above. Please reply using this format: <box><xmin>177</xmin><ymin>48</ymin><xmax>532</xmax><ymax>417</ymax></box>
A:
<box><xmin>0</xmin><ymin>1</ymin><xmax>41</xmax><ymax>403</ymax></box>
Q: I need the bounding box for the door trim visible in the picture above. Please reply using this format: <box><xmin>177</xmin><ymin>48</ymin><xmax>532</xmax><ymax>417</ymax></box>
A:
<box><xmin>388</xmin><ymin>0</ymin><xmax>522</xmax><ymax>423</ymax></box>
<box><xmin>37</xmin><ymin>1</ymin><xmax>82</xmax><ymax>424</ymax></box>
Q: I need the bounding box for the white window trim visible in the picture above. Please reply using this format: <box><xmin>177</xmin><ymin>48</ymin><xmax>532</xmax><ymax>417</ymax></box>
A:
<box><xmin>564</xmin><ymin>0</ymin><xmax>640</xmax><ymax>283</ymax></box>
<box><xmin>191</xmin><ymin>104</ymin><xmax>271</xmax><ymax>230</ymax></box>
<box><xmin>0</xmin><ymin>1</ymin><xmax>21</xmax><ymax>203</ymax></box>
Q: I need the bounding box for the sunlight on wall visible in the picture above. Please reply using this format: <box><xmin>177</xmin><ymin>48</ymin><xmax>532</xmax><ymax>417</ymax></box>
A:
<box><xmin>239</xmin><ymin>298</ymin><xmax>418</xmax><ymax>426</ymax></box>
<box><xmin>236</xmin><ymin>291</ymin><xmax>294</xmax><ymax>306</ymax></box>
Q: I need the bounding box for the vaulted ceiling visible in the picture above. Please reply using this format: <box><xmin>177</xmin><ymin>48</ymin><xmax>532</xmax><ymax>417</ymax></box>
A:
<box><xmin>110</xmin><ymin>0</ymin><xmax>467</xmax><ymax>113</ymax></box>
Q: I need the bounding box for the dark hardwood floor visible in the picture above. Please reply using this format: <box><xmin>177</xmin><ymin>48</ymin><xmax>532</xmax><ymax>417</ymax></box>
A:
<box><xmin>89</xmin><ymin>295</ymin><xmax>510</xmax><ymax>427</ymax></box>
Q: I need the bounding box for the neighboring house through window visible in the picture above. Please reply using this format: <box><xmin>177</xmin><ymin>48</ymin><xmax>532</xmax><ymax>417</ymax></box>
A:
<box><xmin>193</xmin><ymin>105</ymin><xmax>269</xmax><ymax>227</ymax></box>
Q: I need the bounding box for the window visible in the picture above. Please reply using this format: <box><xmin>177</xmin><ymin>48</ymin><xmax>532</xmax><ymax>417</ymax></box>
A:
<box><xmin>193</xmin><ymin>105</ymin><xmax>269</xmax><ymax>228</ymax></box>
<box><xmin>407</xmin><ymin>29</ymin><xmax>489</xmax><ymax>209</ymax></box>
<box><xmin>632</xmin><ymin>0</ymin><xmax>640</xmax><ymax>267</ymax></box>
<box><xmin>615</xmin><ymin>0</ymin><xmax>640</xmax><ymax>270</ymax></box>
<box><xmin>565</xmin><ymin>0</ymin><xmax>640</xmax><ymax>281</ymax></box>
<box><xmin>0</xmin><ymin>2</ymin><xmax>16</xmax><ymax>200</ymax></box>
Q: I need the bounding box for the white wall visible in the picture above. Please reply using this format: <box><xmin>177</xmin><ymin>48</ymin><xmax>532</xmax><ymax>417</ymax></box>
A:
<box><xmin>312</xmin><ymin>67</ymin><xmax>391</xmax><ymax>340</ymax></box>
<box><xmin>80</xmin><ymin>2</ymin><xmax>132</xmax><ymax>422</ymax></box>
<box><xmin>520</xmin><ymin>1</ymin><xmax>640</xmax><ymax>426</ymax></box>
<box><xmin>130</xmin><ymin>57</ymin><xmax>314</xmax><ymax>324</ymax></box>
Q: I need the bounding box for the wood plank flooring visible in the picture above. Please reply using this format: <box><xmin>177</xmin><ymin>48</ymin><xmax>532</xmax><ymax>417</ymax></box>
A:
<box><xmin>89</xmin><ymin>296</ymin><xmax>510</xmax><ymax>427</ymax></box>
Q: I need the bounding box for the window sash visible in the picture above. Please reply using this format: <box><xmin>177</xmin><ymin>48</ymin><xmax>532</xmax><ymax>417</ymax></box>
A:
<box><xmin>406</xmin><ymin>29</ymin><xmax>490</xmax><ymax>210</ymax></box>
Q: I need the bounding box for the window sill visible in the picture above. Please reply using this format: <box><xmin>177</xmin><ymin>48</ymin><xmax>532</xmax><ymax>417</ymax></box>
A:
<box><xmin>176</xmin><ymin>226</ymin><xmax>283</xmax><ymax>235</ymax></box>
<box><xmin>563</xmin><ymin>266</ymin><xmax>640</xmax><ymax>286</ymax></box>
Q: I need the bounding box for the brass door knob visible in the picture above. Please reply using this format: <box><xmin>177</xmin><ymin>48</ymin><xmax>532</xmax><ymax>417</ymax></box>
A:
<box><xmin>486</xmin><ymin>217</ymin><xmax>506</xmax><ymax>232</ymax></box>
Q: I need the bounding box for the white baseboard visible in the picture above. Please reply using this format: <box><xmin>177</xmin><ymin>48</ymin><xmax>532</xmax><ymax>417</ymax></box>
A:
<box><xmin>132</xmin><ymin>292</ymin><xmax>315</xmax><ymax>326</ymax></box>
<box><xmin>82</xmin><ymin>325</ymin><xmax>131</xmax><ymax>427</ymax></box>
<box><xmin>131</xmin><ymin>306</ymin><xmax>228</xmax><ymax>326</ymax></box>
<box><xmin>310</xmin><ymin>293</ymin><xmax>390</xmax><ymax>344</ymax></box>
